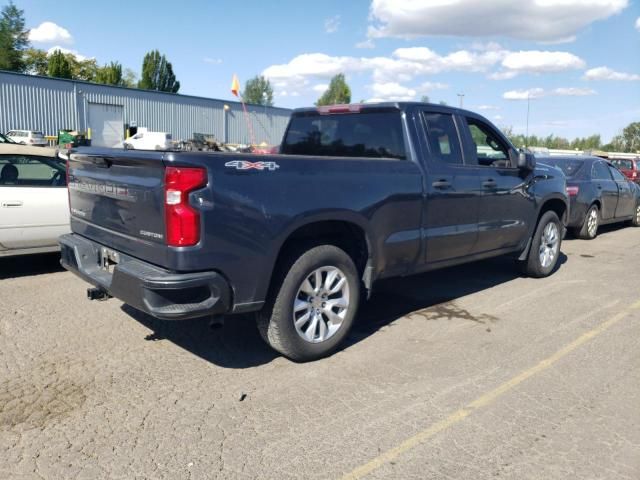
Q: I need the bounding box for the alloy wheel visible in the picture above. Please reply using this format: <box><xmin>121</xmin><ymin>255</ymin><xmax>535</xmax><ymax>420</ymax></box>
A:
<box><xmin>538</xmin><ymin>222</ymin><xmax>559</xmax><ymax>268</ymax></box>
<box><xmin>293</xmin><ymin>266</ymin><xmax>350</xmax><ymax>343</ymax></box>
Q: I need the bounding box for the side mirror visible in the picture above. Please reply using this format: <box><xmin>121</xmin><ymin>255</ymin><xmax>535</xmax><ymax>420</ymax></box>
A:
<box><xmin>517</xmin><ymin>151</ymin><xmax>536</xmax><ymax>171</ymax></box>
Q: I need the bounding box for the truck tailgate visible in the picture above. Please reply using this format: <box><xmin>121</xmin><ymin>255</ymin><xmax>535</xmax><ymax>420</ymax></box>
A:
<box><xmin>67</xmin><ymin>149</ymin><xmax>167</xmax><ymax>261</ymax></box>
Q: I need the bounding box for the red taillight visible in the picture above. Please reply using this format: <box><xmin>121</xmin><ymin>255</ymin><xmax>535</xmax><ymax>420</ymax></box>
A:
<box><xmin>317</xmin><ymin>104</ymin><xmax>362</xmax><ymax>115</ymax></box>
<box><xmin>66</xmin><ymin>158</ymin><xmax>71</xmax><ymax>211</ymax></box>
<box><xmin>566</xmin><ymin>186</ymin><xmax>579</xmax><ymax>197</ymax></box>
<box><xmin>164</xmin><ymin>166</ymin><xmax>207</xmax><ymax>247</ymax></box>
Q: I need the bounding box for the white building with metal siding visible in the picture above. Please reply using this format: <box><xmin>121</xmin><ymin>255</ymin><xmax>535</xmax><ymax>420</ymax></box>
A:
<box><xmin>0</xmin><ymin>70</ymin><xmax>292</xmax><ymax>146</ymax></box>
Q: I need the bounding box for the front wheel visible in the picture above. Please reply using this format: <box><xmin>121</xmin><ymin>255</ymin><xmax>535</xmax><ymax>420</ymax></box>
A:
<box><xmin>257</xmin><ymin>245</ymin><xmax>360</xmax><ymax>362</ymax></box>
<box><xmin>522</xmin><ymin>210</ymin><xmax>562</xmax><ymax>278</ymax></box>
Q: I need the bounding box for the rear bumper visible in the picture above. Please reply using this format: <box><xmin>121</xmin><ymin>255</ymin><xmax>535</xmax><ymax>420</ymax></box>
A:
<box><xmin>59</xmin><ymin>233</ymin><xmax>231</xmax><ymax>320</ymax></box>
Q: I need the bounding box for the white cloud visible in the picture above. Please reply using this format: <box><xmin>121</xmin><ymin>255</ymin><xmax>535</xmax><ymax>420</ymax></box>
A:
<box><xmin>636</xmin><ymin>17</ymin><xmax>640</xmax><ymax>31</ymax></box>
<box><xmin>263</xmin><ymin>43</ymin><xmax>587</xmax><ymax>101</ymax></box>
<box><xmin>355</xmin><ymin>39</ymin><xmax>375</xmax><ymax>49</ymax></box>
<box><xmin>29</xmin><ymin>21</ymin><xmax>73</xmax><ymax>44</ymax></box>
<box><xmin>367</xmin><ymin>0</ymin><xmax>628</xmax><ymax>43</ymax></box>
<box><xmin>493</xmin><ymin>115</ymin><xmax>504</xmax><ymax>121</ymax></box>
<box><xmin>502</xmin><ymin>50</ymin><xmax>585</xmax><ymax>73</ymax></box>
<box><xmin>552</xmin><ymin>87</ymin><xmax>596</xmax><ymax>96</ymax></box>
<box><xmin>312</xmin><ymin>84</ymin><xmax>329</xmax><ymax>93</ymax></box>
<box><xmin>503</xmin><ymin>87</ymin><xmax>596</xmax><ymax>100</ymax></box>
<box><xmin>46</xmin><ymin>46</ymin><xmax>92</xmax><ymax>62</ymax></box>
<box><xmin>584</xmin><ymin>66</ymin><xmax>640</xmax><ymax>81</ymax></box>
<box><xmin>419</xmin><ymin>81</ymin><xmax>448</xmax><ymax>91</ymax></box>
<box><xmin>203</xmin><ymin>57</ymin><xmax>222</xmax><ymax>65</ymax></box>
<box><xmin>263</xmin><ymin>45</ymin><xmax>509</xmax><ymax>95</ymax></box>
<box><xmin>476</xmin><ymin>105</ymin><xmax>500</xmax><ymax>111</ymax></box>
<box><xmin>490</xmin><ymin>50</ymin><xmax>585</xmax><ymax>79</ymax></box>
<box><xmin>503</xmin><ymin>88</ymin><xmax>546</xmax><ymax>100</ymax></box>
<box><xmin>488</xmin><ymin>71</ymin><xmax>518</xmax><ymax>80</ymax></box>
<box><xmin>324</xmin><ymin>15</ymin><xmax>340</xmax><ymax>34</ymax></box>
<box><xmin>369</xmin><ymin>82</ymin><xmax>417</xmax><ymax>101</ymax></box>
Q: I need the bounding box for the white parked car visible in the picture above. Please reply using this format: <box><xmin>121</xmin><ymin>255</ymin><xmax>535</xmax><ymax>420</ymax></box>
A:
<box><xmin>0</xmin><ymin>144</ymin><xmax>69</xmax><ymax>257</ymax></box>
<box><xmin>122</xmin><ymin>130</ymin><xmax>173</xmax><ymax>150</ymax></box>
<box><xmin>5</xmin><ymin>129</ymin><xmax>48</xmax><ymax>147</ymax></box>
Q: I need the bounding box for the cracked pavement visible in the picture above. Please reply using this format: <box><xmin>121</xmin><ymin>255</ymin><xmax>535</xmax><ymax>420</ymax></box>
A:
<box><xmin>1</xmin><ymin>224</ymin><xmax>639</xmax><ymax>479</ymax></box>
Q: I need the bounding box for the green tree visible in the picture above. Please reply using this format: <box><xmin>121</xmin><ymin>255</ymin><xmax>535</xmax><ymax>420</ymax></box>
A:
<box><xmin>241</xmin><ymin>75</ymin><xmax>274</xmax><ymax>106</ymax></box>
<box><xmin>316</xmin><ymin>73</ymin><xmax>351</xmax><ymax>106</ymax></box>
<box><xmin>439</xmin><ymin>100</ymin><xmax>448</xmax><ymax>105</ymax></box>
<box><xmin>615</xmin><ymin>122</ymin><xmax>640</xmax><ymax>153</ymax></box>
<box><xmin>63</xmin><ymin>54</ymin><xmax>98</xmax><ymax>81</ymax></box>
<box><xmin>122</xmin><ymin>68</ymin><xmax>137</xmax><ymax>88</ymax></box>
<box><xmin>47</xmin><ymin>49</ymin><xmax>72</xmax><ymax>79</ymax></box>
<box><xmin>420</xmin><ymin>95</ymin><xmax>430</xmax><ymax>103</ymax></box>
<box><xmin>0</xmin><ymin>1</ymin><xmax>29</xmax><ymax>72</ymax></box>
<box><xmin>95</xmin><ymin>61</ymin><xmax>123</xmax><ymax>86</ymax></box>
<box><xmin>138</xmin><ymin>50</ymin><xmax>180</xmax><ymax>93</ymax></box>
<box><xmin>23</xmin><ymin>48</ymin><xmax>48</xmax><ymax>75</ymax></box>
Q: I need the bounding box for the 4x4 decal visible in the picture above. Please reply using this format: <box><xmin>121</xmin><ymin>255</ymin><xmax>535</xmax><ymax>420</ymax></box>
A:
<box><xmin>225</xmin><ymin>160</ymin><xmax>280</xmax><ymax>171</ymax></box>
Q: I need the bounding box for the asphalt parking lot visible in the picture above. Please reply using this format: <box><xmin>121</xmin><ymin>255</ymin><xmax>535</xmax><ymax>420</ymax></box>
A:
<box><xmin>1</xmin><ymin>225</ymin><xmax>639</xmax><ymax>479</ymax></box>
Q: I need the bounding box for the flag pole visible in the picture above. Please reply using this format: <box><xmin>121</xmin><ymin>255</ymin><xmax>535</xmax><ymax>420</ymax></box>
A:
<box><xmin>231</xmin><ymin>74</ymin><xmax>257</xmax><ymax>147</ymax></box>
<box><xmin>239</xmin><ymin>96</ymin><xmax>257</xmax><ymax>147</ymax></box>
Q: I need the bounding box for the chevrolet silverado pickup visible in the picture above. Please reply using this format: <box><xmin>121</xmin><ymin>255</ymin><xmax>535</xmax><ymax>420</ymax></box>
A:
<box><xmin>60</xmin><ymin>102</ymin><xmax>569</xmax><ymax>361</ymax></box>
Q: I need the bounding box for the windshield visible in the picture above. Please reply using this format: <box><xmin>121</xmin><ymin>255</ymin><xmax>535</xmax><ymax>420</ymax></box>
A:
<box><xmin>541</xmin><ymin>158</ymin><xmax>584</xmax><ymax>177</ymax></box>
<box><xmin>0</xmin><ymin>133</ymin><xmax>16</xmax><ymax>144</ymax></box>
<box><xmin>281</xmin><ymin>111</ymin><xmax>406</xmax><ymax>159</ymax></box>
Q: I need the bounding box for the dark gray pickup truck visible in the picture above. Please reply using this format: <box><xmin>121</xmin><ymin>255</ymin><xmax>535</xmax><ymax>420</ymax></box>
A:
<box><xmin>60</xmin><ymin>102</ymin><xmax>568</xmax><ymax>361</ymax></box>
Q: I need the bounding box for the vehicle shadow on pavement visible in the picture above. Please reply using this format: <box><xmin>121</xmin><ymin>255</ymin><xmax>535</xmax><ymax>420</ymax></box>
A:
<box><xmin>122</xmin><ymin>253</ymin><xmax>566</xmax><ymax>368</ymax></box>
<box><xmin>122</xmin><ymin>305</ymin><xmax>278</xmax><ymax>369</ymax></box>
<box><xmin>346</xmin><ymin>252</ymin><xmax>566</xmax><ymax>346</ymax></box>
<box><xmin>0</xmin><ymin>253</ymin><xmax>64</xmax><ymax>280</ymax></box>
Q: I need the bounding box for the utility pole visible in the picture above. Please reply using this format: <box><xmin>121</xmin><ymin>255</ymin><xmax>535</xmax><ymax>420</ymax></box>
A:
<box><xmin>457</xmin><ymin>93</ymin><xmax>465</xmax><ymax>108</ymax></box>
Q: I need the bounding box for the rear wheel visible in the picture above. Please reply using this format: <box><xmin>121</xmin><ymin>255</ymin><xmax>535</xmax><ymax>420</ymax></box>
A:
<box><xmin>522</xmin><ymin>210</ymin><xmax>562</xmax><ymax>278</ymax></box>
<box><xmin>574</xmin><ymin>204</ymin><xmax>599</xmax><ymax>240</ymax></box>
<box><xmin>630</xmin><ymin>203</ymin><xmax>640</xmax><ymax>227</ymax></box>
<box><xmin>257</xmin><ymin>245</ymin><xmax>360</xmax><ymax>362</ymax></box>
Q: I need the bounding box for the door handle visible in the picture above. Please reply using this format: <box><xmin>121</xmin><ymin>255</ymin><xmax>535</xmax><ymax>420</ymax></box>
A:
<box><xmin>482</xmin><ymin>179</ymin><xmax>497</xmax><ymax>189</ymax></box>
<box><xmin>596</xmin><ymin>184</ymin><xmax>602</xmax><ymax>190</ymax></box>
<box><xmin>432</xmin><ymin>180</ymin><xmax>451</xmax><ymax>189</ymax></box>
<box><xmin>1</xmin><ymin>200</ymin><xmax>23</xmax><ymax>207</ymax></box>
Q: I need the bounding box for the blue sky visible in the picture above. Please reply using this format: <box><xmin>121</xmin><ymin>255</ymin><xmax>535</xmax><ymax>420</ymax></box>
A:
<box><xmin>19</xmin><ymin>0</ymin><xmax>640</xmax><ymax>142</ymax></box>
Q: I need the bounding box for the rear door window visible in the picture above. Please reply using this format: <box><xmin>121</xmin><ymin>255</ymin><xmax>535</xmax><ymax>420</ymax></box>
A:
<box><xmin>592</xmin><ymin>161</ymin><xmax>612</xmax><ymax>180</ymax></box>
<box><xmin>421</xmin><ymin>112</ymin><xmax>463</xmax><ymax>165</ymax></box>
<box><xmin>609</xmin><ymin>165</ymin><xmax>626</xmax><ymax>182</ymax></box>
<box><xmin>281</xmin><ymin>111</ymin><xmax>406</xmax><ymax>159</ymax></box>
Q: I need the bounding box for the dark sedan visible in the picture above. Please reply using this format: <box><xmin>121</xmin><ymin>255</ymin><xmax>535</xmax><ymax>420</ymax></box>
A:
<box><xmin>541</xmin><ymin>156</ymin><xmax>640</xmax><ymax>239</ymax></box>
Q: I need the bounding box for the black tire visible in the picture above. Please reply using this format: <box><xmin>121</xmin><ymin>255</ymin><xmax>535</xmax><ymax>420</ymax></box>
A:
<box><xmin>257</xmin><ymin>245</ymin><xmax>360</xmax><ymax>362</ymax></box>
<box><xmin>630</xmin><ymin>202</ymin><xmax>640</xmax><ymax>227</ymax></box>
<box><xmin>522</xmin><ymin>210</ymin><xmax>562</xmax><ymax>278</ymax></box>
<box><xmin>574</xmin><ymin>204</ymin><xmax>599</xmax><ymax>240</ymax></box>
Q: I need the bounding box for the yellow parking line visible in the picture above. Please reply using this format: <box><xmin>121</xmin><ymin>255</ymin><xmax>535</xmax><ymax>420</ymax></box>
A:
<box><xmin>342</xmin><ymin>299</ymin><xmax>640</xmax><ymax>480</ymax></box>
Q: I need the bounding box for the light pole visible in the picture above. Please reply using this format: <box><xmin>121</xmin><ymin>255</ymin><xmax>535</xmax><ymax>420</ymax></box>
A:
<box><xmin>457</xmin><ymin>93</ymin><xmax>465</xmax><ymax>108</ymax></box>
<box><xmin>525</xmin><ymin>93</ymin><xmax>530</xmax><ymax>146</ymax></box>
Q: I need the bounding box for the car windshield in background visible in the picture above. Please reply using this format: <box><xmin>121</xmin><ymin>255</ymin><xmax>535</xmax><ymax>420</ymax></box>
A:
<box><xmin>0</xmin><ymin>133</ymin><xmax>16</xmax><ymax>143</ymax></box>
<box><xmin>281</xmin><ymin>111</ymin><xmax>406</xmax><ymax>159</ymax></box>
<box><xmin>543</xmin><ymin>159</ymin><xmax>584</xmax><ymax>177</ymax></box>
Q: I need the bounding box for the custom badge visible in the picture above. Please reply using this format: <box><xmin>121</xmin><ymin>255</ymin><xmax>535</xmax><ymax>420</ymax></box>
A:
<box><xmin>225</xmin><ymin>160</ymin><xmax>280</xmax><ymax>171</ymax></box>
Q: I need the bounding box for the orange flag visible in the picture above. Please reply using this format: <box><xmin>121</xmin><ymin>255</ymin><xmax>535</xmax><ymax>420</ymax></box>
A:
<box><xmin>231</xmin><ymin>74</ymin><xmax>240</xmax><ymax>97</ymax></box>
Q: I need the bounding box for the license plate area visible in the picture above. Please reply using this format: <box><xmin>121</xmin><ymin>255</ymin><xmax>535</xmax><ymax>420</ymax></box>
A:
<box><xmin>99</xmin><ymin>247</ymin><xmax>120</xmax><ymax>273</ymax></box>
